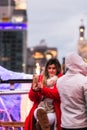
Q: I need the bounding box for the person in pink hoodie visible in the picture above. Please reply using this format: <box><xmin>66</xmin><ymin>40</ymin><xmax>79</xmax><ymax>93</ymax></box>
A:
<box><xmin>57</xmin><ymin>53</ymin><xmax>87</xmax><ymax>130</ymax></box>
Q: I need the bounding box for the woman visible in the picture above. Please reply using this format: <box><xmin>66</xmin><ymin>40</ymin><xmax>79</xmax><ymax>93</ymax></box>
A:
<box><xmin>24</xmin><ymin>58</ymin><xmax>62</xmax><ymax>130</ymax></box>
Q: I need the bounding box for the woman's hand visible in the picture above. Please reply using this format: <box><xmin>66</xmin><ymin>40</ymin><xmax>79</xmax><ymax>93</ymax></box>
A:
<box><xmin>38</xmin><ymin>81</ymin><xmax>43</xmax><ymax>89</ymax></box>
<box><xmin>32</xmin><ymin>74</ymin><xmax>43</xmax><ymax>91</ymax></box>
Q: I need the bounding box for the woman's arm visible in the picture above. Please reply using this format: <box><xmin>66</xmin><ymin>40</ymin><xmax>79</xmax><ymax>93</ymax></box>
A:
<box><xmin>29</xmin><ymin>88</ymin><xmax>41</xmax><ymax>102</ymax></box>
<box><xmin>40</xmin><ymin>84</ymin><xmax>60</xmax><ymax>100</ymax></box>
<box><xmin>28</xmin><ymin>75</ymin><xmax>42</xmax><ymax>102</ymax></box>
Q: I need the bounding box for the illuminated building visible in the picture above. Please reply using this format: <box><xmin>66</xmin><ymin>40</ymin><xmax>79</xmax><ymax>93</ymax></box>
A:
<box><xmin>14</xmin><ymin>0</ymin><xmax>27</xmax><ymax>10</ymax></box>
<box><xmin>0</xmin><ymin>0</ymin><xmax>27</xmax><ymax>72</ymax></box>
<box><xmin>0</xmin><ymin>0</ymin><xmax>27</xmax><ymax>23</ymax></box>
<box><xmin>78</xmin><ymin>20</ymin><xmax>87</xmax><ymax>61</ymax></box>
<box><xmin>26</xmin><ymin>39</ymin><xmax>58</xmax><ymax>74</ymax></box>
<box><xmin>0</xmin><ymin>1</ymin><xmax>15</xmax><ymax>21</ymax></box>
<box><xmin>0</xmin><ymin>22</ymin><xmax>27</xmax><ymax>72</ymax></box>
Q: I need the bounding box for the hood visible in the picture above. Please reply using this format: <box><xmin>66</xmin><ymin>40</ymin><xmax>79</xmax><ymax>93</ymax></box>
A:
<box><xmin>65</xmin><ymin>53</ymin><xmax>87</xmax><ymax>75</ymax></box>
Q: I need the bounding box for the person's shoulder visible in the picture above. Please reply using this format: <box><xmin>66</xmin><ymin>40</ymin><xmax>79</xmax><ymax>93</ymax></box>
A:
<box><xmin>58</xmin><ymin>73</ymin><xmax>63</xmax><ymax>78</ymax></box>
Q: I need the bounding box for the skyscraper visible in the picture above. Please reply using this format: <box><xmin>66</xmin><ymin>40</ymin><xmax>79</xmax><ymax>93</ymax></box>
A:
<box><xmin>0</xmin><ymin>0</ymin><xmax>27</xmax><ymax>72</ymax></box>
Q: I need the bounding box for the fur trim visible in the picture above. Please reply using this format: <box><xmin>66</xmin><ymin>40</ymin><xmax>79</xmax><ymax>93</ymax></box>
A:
<box><xmin>47</xmin><ymin>76</ymin><xmax>58</xmax><ymax>87</ymax></box>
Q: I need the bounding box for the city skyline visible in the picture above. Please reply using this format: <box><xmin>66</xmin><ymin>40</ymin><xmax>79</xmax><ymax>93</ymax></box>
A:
<box><xmin>27</xmin><ymin>0</ymin><xmax>87</xmax><ymax>63</ymax></box>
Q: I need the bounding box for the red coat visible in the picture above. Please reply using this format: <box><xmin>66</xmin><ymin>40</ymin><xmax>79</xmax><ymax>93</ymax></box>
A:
<box><xmin>24</xmin><ymin>74</ymin><xmax>62</xmax><ymax>130</ymax></box>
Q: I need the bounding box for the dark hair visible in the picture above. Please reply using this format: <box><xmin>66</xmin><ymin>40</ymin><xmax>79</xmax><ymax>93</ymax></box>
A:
<box><xmin>44</xmin><ymin>58</ymin><xmax>61</xmax><ymax>78</ymax></box>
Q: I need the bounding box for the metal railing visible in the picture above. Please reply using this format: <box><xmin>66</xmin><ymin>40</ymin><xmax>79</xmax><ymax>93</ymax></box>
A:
<box><xmin>0</xmin><ymin>79</ymin><xmax>32</xmax><ymax>95</ymax></box>
<box><xmin>0</xmin><ymin>79</ymin><xmax>32</xmax><ymax>129</ymax></box>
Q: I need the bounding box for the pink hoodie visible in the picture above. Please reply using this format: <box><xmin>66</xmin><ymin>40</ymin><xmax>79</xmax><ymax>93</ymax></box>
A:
<box><xmin>65</xmin><ymin>53</ymin><xmax>87</xmax><ymax>75</ymax></box>
<box><xmin>57</xmin><ymin>53</ymin><xmax>87</xmax><ymax>129</ymax></box>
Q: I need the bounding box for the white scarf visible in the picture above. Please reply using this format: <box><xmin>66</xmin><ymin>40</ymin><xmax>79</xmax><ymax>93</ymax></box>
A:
<box><xmin>47</xmin><ymin>75</ymin><xmax>58</xmax><ymax>87</ymax></box>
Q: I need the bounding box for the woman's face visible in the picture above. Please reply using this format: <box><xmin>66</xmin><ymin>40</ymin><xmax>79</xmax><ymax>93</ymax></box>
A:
<box><xmin>47</xmin><ymin>64</ymin><xmax>57</xmax><ymax>77</ymax></box>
